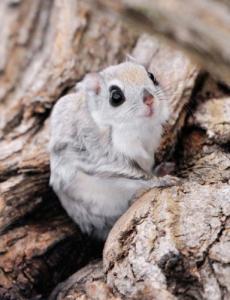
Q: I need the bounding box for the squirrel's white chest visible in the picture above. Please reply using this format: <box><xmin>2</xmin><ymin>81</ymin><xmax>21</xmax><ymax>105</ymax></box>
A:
<box><xmin>56</xmin><ymin>170</ymin><xmax>145</xmax><ymax>239</ymax></box>
<box><xmin>112</xmin><ymin>121</ymin><xmax>161</xmax><ymax>172</ymax></box>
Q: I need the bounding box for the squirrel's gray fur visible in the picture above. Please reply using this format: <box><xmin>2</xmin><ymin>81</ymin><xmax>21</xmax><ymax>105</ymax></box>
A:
<box><xmin>49</xmin><ymin>62</ymin><xmax>172</xmax><ymax>239</ymax></box>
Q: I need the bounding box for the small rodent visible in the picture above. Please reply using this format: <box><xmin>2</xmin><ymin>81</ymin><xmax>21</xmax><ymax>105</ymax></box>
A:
<box><xmin>49</xmin><ymin>61</ymin><xmax>175</xmax><ymax>240</ymax></box>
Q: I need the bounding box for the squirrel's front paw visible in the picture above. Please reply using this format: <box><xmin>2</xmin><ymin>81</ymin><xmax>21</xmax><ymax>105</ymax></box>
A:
<box><xmin>150</xmin><ymin>175</ymin><xmax>181</xmax><ymax>188</ymax></box>
<box><xmin>160</xmin><ymin>175</ymin><xmax>181</xmax><ymax>187</ymax></box>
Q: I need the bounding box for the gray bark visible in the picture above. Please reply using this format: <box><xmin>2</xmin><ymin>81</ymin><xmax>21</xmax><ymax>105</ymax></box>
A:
<box><xmin>95</xmin><ymin>0</ymin><xmax>230</xmax><ymax>83</ymax></box>
<box><xmin>0</xmin><ymin>0</ymin><xmax>229</xmax><ymax>299</ymax></box>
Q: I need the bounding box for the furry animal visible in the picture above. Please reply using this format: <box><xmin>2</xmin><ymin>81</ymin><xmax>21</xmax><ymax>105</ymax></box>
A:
<box><xmin>49</xmin><ymin>61</ymin><xmax>174</xmax><ymax>239</ymax></box>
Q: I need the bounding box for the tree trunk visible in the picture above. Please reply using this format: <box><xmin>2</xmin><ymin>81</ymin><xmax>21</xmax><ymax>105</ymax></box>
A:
<box><xmin>0</xmin><ymin>1</ymin><xmax>229</xmax><ymax>300</ymax></box>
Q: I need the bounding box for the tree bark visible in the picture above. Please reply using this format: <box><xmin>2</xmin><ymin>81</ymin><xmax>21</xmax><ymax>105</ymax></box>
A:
<box><xmin>94</xmin><ymin>0</ymin><xmax>230</xmax><ymax>83</ymax></box>
<box><xmin>0</xmin><ymin>1</ymin><xmax>230</xmax><ymax>300</ymax></box>
<box><xmin>104</xmin><ymin>186</ymin><xmax>230</xmax><ymax>299</ymax></box>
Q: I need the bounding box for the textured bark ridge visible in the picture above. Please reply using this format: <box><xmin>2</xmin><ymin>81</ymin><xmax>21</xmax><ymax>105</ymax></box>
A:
<box><xmin>104</xmin><ymin>183</ymin><xmax>230</xmax><ymax>300</ymax></box>
<box><xmin>0</xmin><ymin>1</ymin><xmax>230</xmax><ymax>300</ymax></box>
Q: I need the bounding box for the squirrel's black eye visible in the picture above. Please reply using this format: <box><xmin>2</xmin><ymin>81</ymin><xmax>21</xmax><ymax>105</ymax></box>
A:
<box><xmin>109</xmin><ymin>85</ymin><xmax>125</xmax><ymax>107</ymax></box>
<box><xmin>148</xmin><ymin>72</ymin><xmax>159</xmax><ymax>86</ymax></box>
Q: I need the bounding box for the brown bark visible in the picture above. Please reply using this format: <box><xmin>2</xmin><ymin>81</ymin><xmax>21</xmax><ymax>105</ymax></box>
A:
<box><xmin>94</xmin><ymin>0</ymin><xmax>230</xmax><ymax>83</ymax></box>
<box><xmin>104</xmin><ymin>182</ymin><xmax>230</xmax><ymax>300</ymax></box>
<box><xmin>0</xmin><ymin>0</ymin><xmax>230</xmax><ymax>300</ymax></box>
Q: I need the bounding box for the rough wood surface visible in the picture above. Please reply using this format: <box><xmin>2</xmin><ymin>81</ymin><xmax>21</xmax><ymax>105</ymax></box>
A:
<box><xmin>95</xmin><ymin>0</ymin><xmax>230</xmax><ymax>83</ymax></box>
<box><xmin>104</xmin><ymin>182</ymin><xmax>230</xmax><ymax>300</ymax></box>
<box><xmin>1</xmin><ymin>0</ymin><xmax>230</xmax><ymax>299</ymax></box>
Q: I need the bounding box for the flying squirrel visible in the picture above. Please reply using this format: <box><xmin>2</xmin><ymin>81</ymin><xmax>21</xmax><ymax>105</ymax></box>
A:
<box><xmin>49</xmin><ymin>61</ymin><xmax>178</xmax><ymax>240</ymax></box>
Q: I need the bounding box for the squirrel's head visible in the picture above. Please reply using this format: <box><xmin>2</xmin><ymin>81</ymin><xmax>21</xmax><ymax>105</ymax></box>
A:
<box><xmin>76</xmin><ymin>62</ymin><xmax>169</xmax><ymax>130</ymax></box>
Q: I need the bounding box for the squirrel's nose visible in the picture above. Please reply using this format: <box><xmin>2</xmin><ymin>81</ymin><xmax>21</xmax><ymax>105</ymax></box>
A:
<box><xmin>143</xmin><ymin>89</ymin><xmax>154</xmax><ymax>106</ymax></box>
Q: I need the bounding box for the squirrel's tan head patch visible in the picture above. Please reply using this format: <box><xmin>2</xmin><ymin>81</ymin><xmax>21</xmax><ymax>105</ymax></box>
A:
<box><xmin>117</xmin><ymin>63</ymin><xmax>147</xmax><ymax>86</ymax></box>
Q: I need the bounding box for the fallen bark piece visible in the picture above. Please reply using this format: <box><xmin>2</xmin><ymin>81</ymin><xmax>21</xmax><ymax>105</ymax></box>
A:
<box><xmin>104</xmin><ymin>182</ymin><xmax>230</xmax><ymax>300</ymax></box>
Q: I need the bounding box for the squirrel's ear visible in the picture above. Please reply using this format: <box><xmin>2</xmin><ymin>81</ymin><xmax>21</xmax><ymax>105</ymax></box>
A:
<box><xmin>125</xmin><ymin>54</ymin><xmax>138</xmax><ymax>64</ymax></box>
<box><xmin>127</xmin><ymin>35</ymin><xmax>156</xmax><ymax>69</ymax></box>
<box><xmin>125</xmin><ymin>53</ymin><xmax>152</xmax><ymax>69</ymax></box>
<box><xmin>75</xmin><ymin>73</ymin><xmax>101</xmax><ymax>95</ymax></box>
